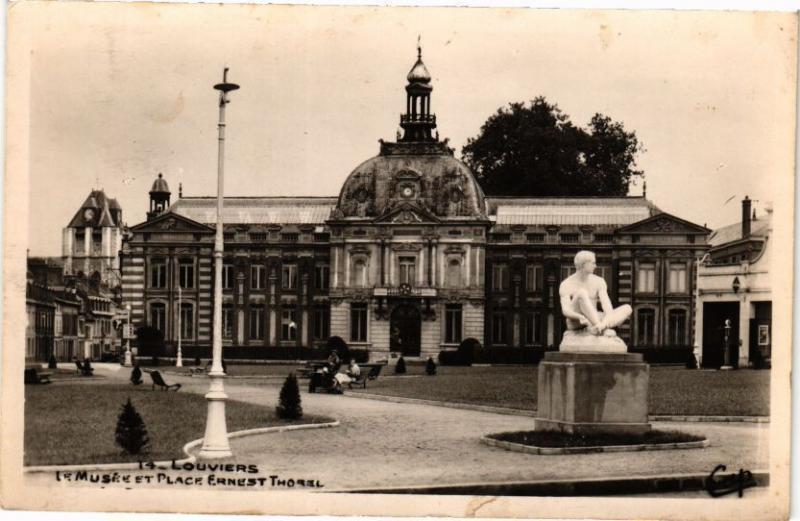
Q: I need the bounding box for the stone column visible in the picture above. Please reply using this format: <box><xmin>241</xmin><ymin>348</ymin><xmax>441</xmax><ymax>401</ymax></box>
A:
<box><xmin>738</xmin><ymin>296</ymin><xmax>750</xmax><ymax>367</ymax></box>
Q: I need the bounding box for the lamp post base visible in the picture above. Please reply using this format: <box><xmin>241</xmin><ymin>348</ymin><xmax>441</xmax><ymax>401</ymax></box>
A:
<box><xmin>176</xmin><ymin>351</ymin><xmax>183</xmax><ymax>367</ymax></box>
<box><xmin>720</xmin><ymin>365</ymin><xmax>734</xmax><ymax>371</ymax></box>
<box><xmin>198</xmin><ymin>372</ymin><xmax>232</xmax><ymax>460</ymax></box>
<box><xmin>123</xmin><ymin>350</ymin><xmax>132</xmax><ymax>367</ymax></box>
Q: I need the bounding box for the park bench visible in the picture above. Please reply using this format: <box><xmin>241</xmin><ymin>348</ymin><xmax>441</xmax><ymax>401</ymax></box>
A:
<box><xmin>297</xmin><ymin>361</ymin><xmax>327</xmax><ymax>379</ymax></box>
<box><xmin>148</xmin><ymin>370</ymin><xmax>182</xmax><ymax>391</ymax></box>
<box><xmin>347</xmin><ymin>363</ymin><xmax>384</xmax><ymax>389</ymax></box>
<box><xmin>74</xmin><ymin>359</ymin><xmax>94</xmax><ymax>377</ymax></box>
<box><xmin>24</xmin><ymin>366</ymin><xmax>52</xmax><ymax>385</ymax></box>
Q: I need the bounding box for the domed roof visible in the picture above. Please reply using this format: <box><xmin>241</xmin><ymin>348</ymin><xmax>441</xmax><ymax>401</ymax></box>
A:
<box><xmin>150</xmin><ymin>173</ymin><xmax>170</xmax><ymax>194</ymax></box>
<box><xmin>407</xmin><ymin>57</ymin><xmax>431</xmax><ymax>84</ymax></box>
<box><xmin>334</xmin><ymin>153</ymin><xmax>487</xmax><ymax>221</ymax></box>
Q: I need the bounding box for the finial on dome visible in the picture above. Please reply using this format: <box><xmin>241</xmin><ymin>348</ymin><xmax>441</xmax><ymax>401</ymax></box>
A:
<box><xmin>417</xmin><ymin>35</ymin><xmax>422</xmax><ymax>59</ymax></box>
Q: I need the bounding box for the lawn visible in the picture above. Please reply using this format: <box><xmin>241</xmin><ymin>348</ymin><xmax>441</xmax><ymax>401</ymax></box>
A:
<box><xmin>351</xmin><ymin>365</ymin><xmax>770</xmax><ymax>417</ymax></box>
<box><xmin>164</xmin><ymin>364</ymin><xmax>303</xmax><ymax>378</ymax></box>
<box><xmin>25</xmin><ymin>383</ymin><xmax>329</xmax><ymax>466</ymax></box>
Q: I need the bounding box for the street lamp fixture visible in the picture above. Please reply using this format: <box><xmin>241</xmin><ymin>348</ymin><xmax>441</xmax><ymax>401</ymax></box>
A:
<box><xmin>198</xmin><ymin>68</ymin><xmax>239</xmax><ymax>460</ymax></box>
<box><xmin>176</xmin><ymin>285</ymin><xmax>183</xmax><ymax>367</ymax></box>
<box><xmin>123</xmin><ymin>303</ymin><xmax>132</xmax><ymax>367</ymax></box>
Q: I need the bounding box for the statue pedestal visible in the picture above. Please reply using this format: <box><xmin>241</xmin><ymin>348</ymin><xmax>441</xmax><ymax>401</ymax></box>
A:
<box><xmin>535</xmin><ymin>352</ymin><xmax>651</xmax><ymax>435</ymax></box>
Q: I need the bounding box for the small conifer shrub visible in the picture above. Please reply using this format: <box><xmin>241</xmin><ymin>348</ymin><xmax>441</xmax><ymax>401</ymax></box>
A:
<box><xmin>115</xmin><ymin>398</ymin><xmax>150</xmax><ymax>455</ymax></box>
<box><xmin>48</xmin><ymin>354</ymin><xmax>58</xmax><ymax>370</ymax></box>
<box><xmin>425</xmin><ymin>356</ymin><xmax>436</xmax><ymax>376</ymax></box>
<box><xmin>130</xmin><ymin>364</ymin><xmax>143</xmax><ymax>385</ymax></box>
<box><xmin>395</xmin><ymin>356</ymin><xmax>407</xmax><ymax>374</ymax></box>
<box><xmin>276</xmin><ymin>373</ymin><xmax>303</xmax><ymax>420</ymax></box>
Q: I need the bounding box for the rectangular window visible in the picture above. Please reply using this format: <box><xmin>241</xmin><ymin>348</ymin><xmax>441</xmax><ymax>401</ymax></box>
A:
<box><xmin>251</xmin><ymin>264</ymin><xmax>266</xmax><ymax>290</ymax></box>
<box><xmin>150</xmin><ymin>303</ymin><xmax>166</xmax><ymax>334</ymax></box>
<box><xmin>313</xmin><ymin>305</ymin><xmax>330</xmax><ymax>341</ymax></box>
<box><xmin>560</xmin><ymin>233</ymin><xmax>579</xmax><ymax>244</ymax></box>
<box><xmin>491</xmin><ymin>311</ymin><xmax>507</xmax><ymax>344</ymax></box>
<box><xmin>637</xmin><ymin>309</ymin><xmax>655</xmax><ymax>346</ymax></box>
<box><xmin>399</xmin><ymin>256</ymin><xmax>416</xmax><ymax>286</ymax></box>
<box><xmin>525</xmin><ymin>264</ymin><xmax>543</xmax><ymax>293</ymax></box>
<box><xmin>492</xmin><ymin>264</ymin><xmax>509</xmax><ymax>292</ymax></box>
<box><xmin>524</xmin><ymin>311</ymin><xmax>542</xmax><ymax>345</ymax></box>
<box><xmin>526</xmin><ymin>233</ymin><xmax>545</xmax><ymax>243</ymax></box>
<box><xmin>180</xmin><ymin>303</ymin><xmax>193</xmax><ymax>339</ymax></box>
<box><xmin>222</xmin><ymin>305</ymin><xmax>233</xmax><ymax>339</ymax></box>
<box><xmin>281</xmin><ymin>233</ymin><xmax>299</xmax><ymax>243</ymax></box>
<box><xmin>222</xmin><ymin>263</ymin><xmax>234</xmax><ymax>290</ymax></box>
<box><xmin>594</xmin><ymin>234</ymin><xmax>614</xmax><ymax>243</ymax></box>
<box><xmin>315</xmin><ymin>265</ymin><xmax>330</xmax><ymax>291</ymax></box>
<box><xmin>281</xmin><ymin>309</ymin><xmax>297</xmax><ymax>341</ymax></box>
<box><xmin>249</xmin><ymin>233</ymin><xmax>267</xmax><ymax>242</ymax></box>
<box><xmin>179</xmin><ymin>259</ymin><xmax>195</xmax><ymax>289</ymax></box>
<box><xmin>637</xmin><ymin>263</ymin><xmax>656</xmax><ymax>293</ymax></box>
<box><xmin>282</xmin><ymin>264</ymin><xmax>298</xmax><ymax>290</ymax></box>
<box><xmin>668</xmin><ymin>309</ymin><xmax>686</xmax><ymax>346</ymax></box>
<box><xmin>150</xmin><ymin>258</ymin><xmax>167</xmax><ymax>289</ymax></box>
<box><xmin>249</xmin><ymin>306</ymin><xmax>264</xmax><ymax>340</ymax></box>
<box><xmin>350</xmin><ymin>303</ymin><xmax>368</xmax><ymax>343</ymax></box>
<box><xmin>668</xmin><ymin>263</ymin><xmax>687</xmax><ymax>293</ymax></box>
<box><xmin>445</xmin><ymin>305</ymin><xmax>462</xmax><ymax>344</ymax></box>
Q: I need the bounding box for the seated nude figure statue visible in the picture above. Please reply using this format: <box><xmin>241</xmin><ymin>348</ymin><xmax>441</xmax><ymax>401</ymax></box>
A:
<box><xmin>560</xmin><ymin>250</ymin><xmax>632</xmax><ymax>336</ymax></box>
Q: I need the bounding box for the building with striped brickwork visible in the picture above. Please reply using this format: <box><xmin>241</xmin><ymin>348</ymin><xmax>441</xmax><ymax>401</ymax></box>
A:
<box><xmin>120</xmin><ymin>51</ymin><xmax>710</xmax><ymax>363</ymax></box>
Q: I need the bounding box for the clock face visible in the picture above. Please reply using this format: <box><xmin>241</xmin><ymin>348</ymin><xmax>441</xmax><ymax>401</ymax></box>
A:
<box><xmin>84</xmin><ymin>209</ymin><xmax>95</xmax><ymax>221</ymax></box>
<box><xmin>401</xmin><ymin>186</ymin><xmax>414</xmax><ymax>198</ymax></box>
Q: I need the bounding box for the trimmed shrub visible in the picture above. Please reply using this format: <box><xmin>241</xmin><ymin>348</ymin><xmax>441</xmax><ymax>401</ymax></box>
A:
<box><xmin>48</xmin><ymin>354</ymin><xmax>57</xmax><ymax>370</ymax></box>
<box><xmin>326</xmin><ymin>336</ymin><xmax>350</xmax><ymax>362</ymax></box>
<box><xmin>276</xmin><ymin>373</ymin><xmax>303</xmax><ymax>420</ymax></box>
<box><xmin>425</xmin><ymin>357</ymin><xmax>437</xmax><ymax>376</ymax></box>
<box><xmin>115</xmin><ymin>398</ymin><xmax>150</xmax><ymax>455</ymax></box>
<box><xmin>686</xmin><ymin>351</ymin><xmax>698</xmax><ymax>369</ymax></box>
<box><xmin>194</xmin><ymin>357</ymin><xmax>202</xmax><ymax>366</ymax></box>
<box><xmin>395</xmin><ymin>356</ymin><xmax>407</xmax><ymax>374</ymax></box>
<box><xmin>349</xmin><ymin>349</ymin><xmax>370</xmax><ymax>364</ymax></box>
<box><xmin>458</xmin><ymin>338</ymin><xmax>480</xmax><ymax>366</ymax></box>
<box><xmin>130</xmin><ymin>365</ymin><xmax>143</xmax><ymax>385</ymax></box>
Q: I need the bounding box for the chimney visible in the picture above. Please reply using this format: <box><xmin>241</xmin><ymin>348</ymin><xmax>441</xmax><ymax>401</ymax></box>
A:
<box><xmin>742</xmin><ymin>196</ymin><xmax>752</xmax><ymax>238</ymax></box>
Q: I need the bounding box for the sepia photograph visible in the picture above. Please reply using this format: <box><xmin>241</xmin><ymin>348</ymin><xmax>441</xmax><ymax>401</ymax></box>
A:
<box><xmin>1</xmin><ymin>3</ymin><xmax>795</xmax><ymax>519</ymax></box>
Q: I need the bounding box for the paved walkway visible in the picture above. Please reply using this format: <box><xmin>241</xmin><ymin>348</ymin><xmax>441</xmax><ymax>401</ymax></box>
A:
<box><xmin>50</xmin><ymin>364</ymin><xmax>771</xmax><ymax>492</ymax></box>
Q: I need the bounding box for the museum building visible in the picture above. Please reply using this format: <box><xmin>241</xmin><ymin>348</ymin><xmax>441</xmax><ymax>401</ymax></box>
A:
<box><xmin>120</xmin><ymin>51</ymin><xmax>711</xmax><ymax>362</ymax></box>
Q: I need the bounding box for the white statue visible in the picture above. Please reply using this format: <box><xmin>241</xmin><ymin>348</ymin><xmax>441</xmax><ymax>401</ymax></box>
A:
<box><xmin>559</xmin><ymin>250</ymin><xmax>632</xmax><ymax>337</ymax></box>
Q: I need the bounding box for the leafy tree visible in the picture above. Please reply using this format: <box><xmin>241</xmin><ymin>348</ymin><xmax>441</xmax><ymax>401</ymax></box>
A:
<box><xmin>276</xmin><ymin>373</ymin><xmax>303</xmax><ymax>420</ymax></box>
<box><xmin>425</xmin><ymin>357</ymin><xmax>437</xmax><ymax>376</ymax></box>
<box><xmin>115</xmin><ymin>398</ymin><xmax>150</xmax><ymax>455</ymax></box>
<box><xmin>462</xmin><ymin>97</ymin><xmax>643</xmax><ymax>196</ymax></box>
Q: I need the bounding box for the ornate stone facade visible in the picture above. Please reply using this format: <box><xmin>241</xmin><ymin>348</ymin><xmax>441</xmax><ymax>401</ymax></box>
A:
<box><xmin>120</xmin><ymin>50</ymin><xmax>711</xmax><ymax>362</ymax></box>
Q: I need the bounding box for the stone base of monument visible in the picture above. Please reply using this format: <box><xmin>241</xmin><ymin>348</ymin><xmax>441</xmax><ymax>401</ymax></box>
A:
<box><xmin>535</xmin><ymin>350</ymin><xmax>651</xmax><ymax>436</ymax></box>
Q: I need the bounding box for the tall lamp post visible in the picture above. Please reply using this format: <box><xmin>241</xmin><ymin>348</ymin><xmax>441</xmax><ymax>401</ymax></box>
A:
<box><xmin>176</xmin><ymin>286</ymin><xmax>183</xmax><ymax>367</ymax></box>
<box><xmin>123</xmin><ymin>303</ymin><xmax>132</xmax><ymax>367</ymax></box>
<box><xmin>198</xmin><ymin>68</ymin><xmax>239</xmax><ymax>460</ymax></box>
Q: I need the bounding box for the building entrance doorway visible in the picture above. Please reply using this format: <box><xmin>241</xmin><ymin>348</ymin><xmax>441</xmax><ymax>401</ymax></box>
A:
<box><xmin>390</xmin><ymin>303</ymin><xmax>421</xmax><ymax>357</ymax></box>
<box><xmin>702</xmin><ymin>302</ymin><xmax>740</xmax><ymax>368</ymax></box>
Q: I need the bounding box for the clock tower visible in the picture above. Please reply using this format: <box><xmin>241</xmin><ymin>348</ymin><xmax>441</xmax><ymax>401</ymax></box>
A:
<box><xmin>62</xmin><ymin>188</ymin><xmax>124</xmax><ymax>288</ymax></box>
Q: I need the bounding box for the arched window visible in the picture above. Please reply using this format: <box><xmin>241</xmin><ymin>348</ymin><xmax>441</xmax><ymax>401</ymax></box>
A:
<box><xmin>446</xmin><ymin>259</ymin><xmax>462</xmax><ymax>287</ymax></box>
<box><xmin>149</xmin><ymin>302</ymin><xmax>166</xmax><ymax>335</ymax></box>
<box><xmin>180</xmin><ymin>302</ymin><xmax>194</xmax><ymax>339</ymax></box>
<box><xmin>637</xmin><ymin>308</ymin><xmax>655</xmax><ymax>346</ymax></box>
<box><xmin>668</xmin><ymin>309</ymin><xmax>687</xmax><ymax>346</ymax></box>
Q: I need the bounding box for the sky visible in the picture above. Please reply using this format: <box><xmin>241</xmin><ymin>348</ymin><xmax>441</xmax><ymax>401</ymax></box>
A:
<box><xmin>21</xmin><ymin>4</ymin><xmax>796</xmax><ymax>256</ymax></box>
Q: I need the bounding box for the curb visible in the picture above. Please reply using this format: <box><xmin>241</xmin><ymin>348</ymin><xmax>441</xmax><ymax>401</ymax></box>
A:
<box><xmin>25</xmin><ymin>420</ymin><xmax>340</xmax><ymax>473</ymax></box>
<box><xmin>345</xmin><ymin>392</ymin><xmax>538</xmax><ymax>417</ymax></box>
<box><xmin>335</xmin><ymin>470</ymin><xmax>770</xmax><ymax>496</ymax></box>
<box><xmin>480</xmin><ymin>435</ymin><xmax>710</xmax><ymax>455</ymax></box>
<box><xmin>346</xmin><ymin>393</ymin><xmax>769</xmax><ymax>423</ymax></box>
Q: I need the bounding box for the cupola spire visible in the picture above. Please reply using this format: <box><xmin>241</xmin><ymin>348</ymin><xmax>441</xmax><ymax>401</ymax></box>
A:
<box><xmin>400</xmin><ymin>40</ymin><xmax>436</xmax><ymax>142</ymax></box>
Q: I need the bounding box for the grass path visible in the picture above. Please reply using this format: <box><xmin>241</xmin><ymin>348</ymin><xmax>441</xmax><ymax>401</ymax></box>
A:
<box><xmin>24</xmin><ymin>382</ymin><xmax>329</xmax><ymax>466</ymax></box>
<box><xmin>349</xmin><ymin>365</ymin><xmax>770</xmax><ymax>416</ymax></box>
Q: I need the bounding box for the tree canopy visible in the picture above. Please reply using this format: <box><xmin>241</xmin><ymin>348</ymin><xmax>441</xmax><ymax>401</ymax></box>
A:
<box><xmin>462</xmin><ymin>97</ymin><xmax>644</xmax><ymax>197</ymax></box>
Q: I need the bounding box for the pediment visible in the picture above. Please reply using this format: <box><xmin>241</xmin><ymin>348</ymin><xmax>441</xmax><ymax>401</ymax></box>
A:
<box><xmin>130</xmin><ymin>212</ymin><xmax>215</xmax><ymax>233</ymax></box>
<box><xmin>617</xmin><ymin>212</ymin><xmax>710</xmax><ymax>235</ymax></box>
<box><xmin>374</xmin><ymin>203</ymin><xmax>441</xmax><ymax>225</ymax></box>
